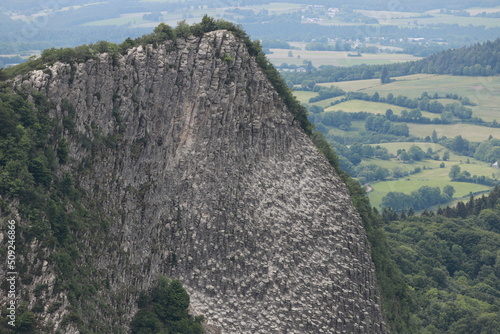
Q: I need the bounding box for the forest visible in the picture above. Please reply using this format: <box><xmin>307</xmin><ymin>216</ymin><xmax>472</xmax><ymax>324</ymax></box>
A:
<box><xmin>381</xmin><ymin>187</ymin><xmax>500</xmax><ymax>333</ymax></box>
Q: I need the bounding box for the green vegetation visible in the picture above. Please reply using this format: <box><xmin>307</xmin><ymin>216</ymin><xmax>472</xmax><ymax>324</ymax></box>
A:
<box><xmin>370</xmin><ymin>178</ymin><xmax>491</xmax><ymax>210</ymax></box>
<box><xmin>282</xmin><ymin>38</ymin><xmax>500</xmax><ymax>87</ymax></box>
<box><xmin>131</xmin><ymin>276</ymin><xmax>204</xmax><ymax>334</ymax></box>
<box><xmin>383</xmin><ymin>187</ymin><xmax>500</xmax><ymax>333</ymax></box>
<box><xmin>0</xmin><ymin>83</ymin><xmax>106</xmax><ymax>332</ymax></box>
<box><xmin>381</xmin><ymin>185</ymin><xmax>454</xmax><ymax>211</ymax></box>
<box><xmin>292</xmin><ymin>65</ymin><xmax>500</xmax><ymax>212</ymax></box>
<box><xmin>267</xmin><ymin>48</ymin><xmax>420</xmax><ymax>69</ymax></box>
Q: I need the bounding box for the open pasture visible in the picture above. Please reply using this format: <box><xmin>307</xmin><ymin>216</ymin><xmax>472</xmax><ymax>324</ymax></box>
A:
<box><xmin>268</xmin><ymin>49</ymin><xmax>421</xmax><ymax>68</ymax></box>
<box><xmin>325</xmin><ymin>100</ymin><xmax>438</xmax><ymax>119</ymax></box>
<box><xmin>361</xmin><ymin>143</ymin><xmax>497</xmax><ymax>208</ymax></box>
<box><xmin>358</xmin><ymin>11</ymin><xmax>500</xmax><ymax>28</ymax></box>
<box><xmin>407</xmin><ymin>123</ymin><xmax>500</xmax><ymax>142</ymax></box>
<box><xmin>368</xmin><ymin>178</ymin><xmax>492</xmax><ymax>209</ymax></box>
<box><xmin>331</xmin><ymin>74</ymin><xmax>500</xmax><ymax>123</ymax></box>
<box><xmin>464</xmin><ymin>6</ymin><xmax>500</xmax><ymax>15</ymax></box>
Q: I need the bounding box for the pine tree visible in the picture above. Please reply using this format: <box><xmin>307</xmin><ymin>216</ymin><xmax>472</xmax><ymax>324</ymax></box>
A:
<box><xmin>432</xmin><ymin>130</ymin><xmax>438</xmax><ymax>143</ymax></box>
<box><xmin>380</xmin><ymin>66</ymin><xmax>391</xmax><ymax>84</ymax></box>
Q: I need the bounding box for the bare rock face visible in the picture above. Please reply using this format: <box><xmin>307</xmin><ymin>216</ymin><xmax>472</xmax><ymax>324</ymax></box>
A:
<box><xmin>10</xmin><ymin>30</ymin><xmax>386</xmax><ymax>333</ymax></box>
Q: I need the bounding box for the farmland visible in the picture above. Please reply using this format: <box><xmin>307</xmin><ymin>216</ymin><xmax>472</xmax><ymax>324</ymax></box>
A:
<box><xmin>293</xmin><ymin>73</ymin><xmax>500</xmax><ymax>210</ymax></box>
<box><xmin>301</xmin><ymin>74</ymin><xmax>500</xmax><ymax>122</ymax></box>
<box><xmin>267</xmin><ymin>48</ymin><xmax>421</xmax><ymax>68</ymax></box>
<box><xmin>324</xmin><ymin>100</ymin><xmax>438</xmax><ymax>119</ymax></box>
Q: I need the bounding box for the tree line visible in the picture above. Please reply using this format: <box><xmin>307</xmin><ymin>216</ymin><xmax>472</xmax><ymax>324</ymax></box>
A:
<box><xmin>381</xmin><ymin>185</ymin><xmax>454</xmax><ymax>212</ymax></box>
<box><xmin>282</xmin><ymin>38</ymin><xmax>500</xmax><ymax>86</ymax></box>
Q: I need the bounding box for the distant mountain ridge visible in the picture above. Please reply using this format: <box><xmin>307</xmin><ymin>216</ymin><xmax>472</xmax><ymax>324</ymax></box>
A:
<box><xmin>392</xmin><ymin>38</ymin><xmax>500</xmax><ymax>76</ymax></box>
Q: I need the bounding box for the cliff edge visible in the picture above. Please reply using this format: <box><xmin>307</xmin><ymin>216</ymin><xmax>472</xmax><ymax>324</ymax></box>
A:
<box><xmin>1</xmin><ymin>29</ymin><xmax>386</xmax><ymax>333</ymax></box>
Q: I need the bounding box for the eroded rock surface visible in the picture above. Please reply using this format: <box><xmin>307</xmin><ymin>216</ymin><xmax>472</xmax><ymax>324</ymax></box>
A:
<box><xmin>8</xmin><ymin>30</ymin><xmax>386</xmax><ymax>333</ymax></box>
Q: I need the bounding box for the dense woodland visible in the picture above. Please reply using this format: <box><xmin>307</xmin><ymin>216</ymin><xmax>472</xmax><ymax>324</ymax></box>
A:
<box><xmin>382</xmin><ymin>187</ymin><xmax>500</xmax><ymax>333</ymax></box>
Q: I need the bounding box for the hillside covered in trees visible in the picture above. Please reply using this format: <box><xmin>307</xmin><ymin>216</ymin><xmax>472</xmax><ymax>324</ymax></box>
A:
<box><xmin>394</xmin><ymin>38</ymin><xmax>500</xmax><ymax>76</ymax></box>
<box><xmin>382</xmin><ymin>187</ymin><xmax>500</xmax><ymax>333</ymax></box>
<box><xmin>283</xmin><ymin>38</ymin><xmax>500</xmax><ymax>85</ymax></box>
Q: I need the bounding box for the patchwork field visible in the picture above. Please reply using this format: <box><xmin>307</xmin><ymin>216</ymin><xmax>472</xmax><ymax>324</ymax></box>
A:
<box><xmin>464</xmin><ymin>6</ymin><xmax>500</xmax><ymax>15</ymax></box>
<box><xmin>315</xmin><ymin>74</ymin><xmax>500</xmax><ymax>122</ymax></box>
<box><xmin>294</xmin><ymin>73</ymin><xmax>500</xmax><ymax>210</ymax></box>
<box><xmin>360</xmin><ymin>141</ymin><xmax>498</xmax><ymax>209</ymax></box>
<box><xmin>325</xmin><ymin>100</ymin><xmax>438</xmax><ymax>119</ymax></box>
<box><xmin>379</xmin><ymin>14</ymin><xmax>500</xmax><ymax>28</ymax></box>
<box><xmin>267</xmin><ymin>49</ymin><xmax>421</xmax><ymax>68</ymax></box>
<box><xmin>84</xmin><ymin>3</ymin><xmax>307</xmax><ymax>27</ymax></box>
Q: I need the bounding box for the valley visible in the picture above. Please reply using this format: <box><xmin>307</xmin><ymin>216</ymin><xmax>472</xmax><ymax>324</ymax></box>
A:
<box><xmin>291</xmin><ymin>72</ymin><xmax>500</xmax><ymax>211</ymax></box>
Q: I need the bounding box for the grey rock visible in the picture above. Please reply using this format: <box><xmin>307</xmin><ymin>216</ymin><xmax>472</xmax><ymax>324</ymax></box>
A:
<box><xmin>2</xmin><ymin>30</ymin><xmax>387</xmax><ymax>333</ymax></box>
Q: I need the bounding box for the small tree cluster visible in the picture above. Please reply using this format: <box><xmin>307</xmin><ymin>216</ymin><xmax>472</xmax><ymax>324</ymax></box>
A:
<box><xmin>131</xmin><ymin>276</ymin><xmax>204</xmax><ymax>334</ymax></box>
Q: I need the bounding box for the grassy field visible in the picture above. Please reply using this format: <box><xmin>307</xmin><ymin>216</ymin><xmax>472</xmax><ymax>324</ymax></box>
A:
<box><xmin>267</xmin><ymin>49</ymin><xmax>421</xmax><ymax>68</ymax></box>
<box><xmin>318</xmin><ymin>78</ymin><xmax>384</xmax><ymax>91</ymax></box>
<box><xmin>295</xmin><ymin>73</ymin><xmax>500</xmax><ymax>211</ymax></box>
<box><xmin>373</xmin><ymin>142</ymin><xmax>445</xmax><ymax>155</ymax></box>
<box><xmin>323</xmin><ymin>120</ymin><xmax>366</xmax><ymax>137</ymax></box>
<box><xmin>325</xmin><ymin>115</ymin><xmax>500</xmax><ymax>144</ymax></box>
<box><xmin>293</xmin><ymin>91</ymin><xmax>345</xmax><ymax>108</ymax></box>
<box><xmin>311</xmin><ymin>9</ymin><xmax>500</xmax><ymax>28</ymax></box>
<box><xmin>325</xmin><ymin>100</ymin><xmax>438</xmax><ymax>119</ymax></box>
<box><xmin>361</xmin><ymin>141</ymin><xmax>498</xmax><ymax>208</ymax></box>
<box><xmin>365</xmin><ymin>158</ymin><xmax>495</xmax><ymax>209</ymax></box>
<box><xmin>353</xmin><ymin>10</ymin><xmax>418</xmax><ymax>20</ymax></box>
<box><xmin>368</xmin><ymin>178</ymin><xmax>492</xmax><ymax>209</ymax></box>
<box><xmin>319</xmin><ymin>74</ymin><xmax>500</xmax><ymax>122</ymax></box>
<box><xmin>293</xmin><ymin>91</ymin><xmax>317</xmax><ymax>104</ymax></box>
<box><xmin>310</xmin><ymin>96</ymin><xmax>345</xmax><ymax>108</ymax></box>
<box><xmin>407</xmin><ymin>123</ymin><xmax>500</xmax><ymax>142</ymax></box>
<box><xmin>464</xmin><ymin>6</ymin><xmax>500</xmax><ymax>15</ymax></box>
<box><xmin>381</xmin><ymin>14</ymin><xmax>500</xmax><ymax>28</ymax></box>
<box><xmin>84</xmin><ymin>3</ymin><xmax>306</xmax><ymax>27</ymax></box>
<box><xmin>84</xmin><ymin>14</ymin><xmax>151</xmax><ymax>26</ymax></box>
<box><xmin>296</xmin><ymin>75</ymin><xmax>500</xmax><ymax>142</ymax></box>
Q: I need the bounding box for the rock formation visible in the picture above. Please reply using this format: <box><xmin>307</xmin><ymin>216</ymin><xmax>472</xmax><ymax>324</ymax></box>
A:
<box><xmin>2</xmin><ymin>30</ymin><xmax>386</xmax><ymax>333</ymax></box>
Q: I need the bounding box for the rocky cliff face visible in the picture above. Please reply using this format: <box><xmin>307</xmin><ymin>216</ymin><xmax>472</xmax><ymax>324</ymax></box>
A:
<box><xmin>5</xmin><ymin>30</ymin><xmax>386</xmax><ymax>333</ymax></box>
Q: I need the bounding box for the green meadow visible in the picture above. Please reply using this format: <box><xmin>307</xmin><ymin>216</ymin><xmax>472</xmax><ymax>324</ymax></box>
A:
<box><xmin>368</xmin><ymin>179</ymin><xmax>492</xmax><ymax>209</ymax></box>
<box><xmin>325</xmin><ymin>100</ymin><xmax>438</xmax><ymax>119</ymax></box>
<box><xmin>407</xmin><ymin>123</ymin><xmax>500</xmax><ymax>142</ymax></box>
<box><xmin>464</xmin><ymin>6</ymin><xmax>500</xmax><ymax>15</ymax></box>
<box><xmin>84</xmin><ymin>3</ymin><xmax>306</xmax><ymax>27</ymax></box>
<box><xmin>361</xmin><ymin>143</ymin><xmax>497</xmax><ymax>209</ymax></box>
<box><xmin>293</xmin><ymin>91</ymin><xmax>317</xmax><ymax>104</ymax></box>
<box><xmin>294</xmin><ymin>73</ymin><xmax>500</xmax><ymax>210</ymax></box>
<box><xmin>376</xmin><ymin>14</ymin><xmax>500</xmax><ymax>28</ymax></box>
<box><xmin>267</xmin><ymin>49</ymin><xmax>421</xmax><ymax>68</ymax></box>
<box><xmin>315</xmin><ymin>74</ymin><xmax>500</xmax><ymax>122</ymax></box>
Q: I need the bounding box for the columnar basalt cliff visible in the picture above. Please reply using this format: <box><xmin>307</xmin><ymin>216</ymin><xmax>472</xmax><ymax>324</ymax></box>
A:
<box><xmin>2</xmin><ymin>30</ymin><xmax>387</xmax><ymax>333</ymax></box>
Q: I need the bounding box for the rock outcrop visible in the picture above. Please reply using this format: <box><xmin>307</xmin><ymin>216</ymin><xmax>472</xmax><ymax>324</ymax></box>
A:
<box><xmin>4</xmin><ymin>30</ymin><xmax>386</xmax><ymax>333</ymax></box>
